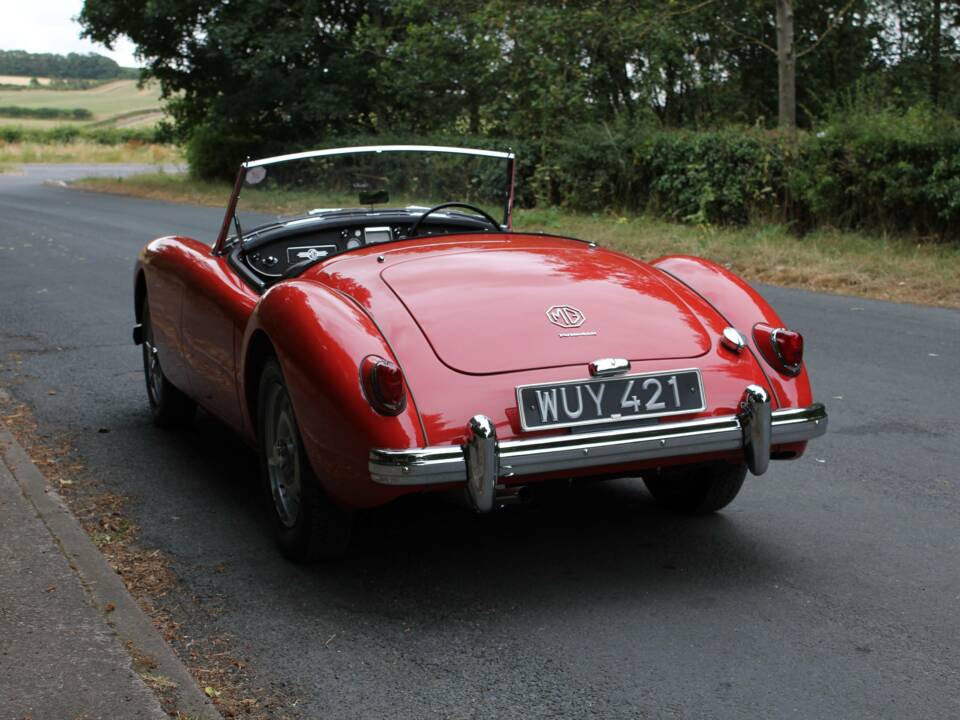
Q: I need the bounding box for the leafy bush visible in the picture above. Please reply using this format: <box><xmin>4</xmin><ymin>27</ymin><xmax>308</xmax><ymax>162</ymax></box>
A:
<box><xmin>0</xmin><ymin>125</ymin><xmax>165</xmax><ymax>144</ymax></box>
<box><xmin>185</xmin><ymin>124</ymin><xmax>265</xmax><ymax>180</ymax></box>
<box><xmin>0</xmin><ymin>106</ymin><xmax>93</xmax><ymax>120</ymax></box>
<box><xmin>791</xmin><ymin>108</ymin><xmax>960</xmax><ymax>236</ymax></box>
<box><xmin>526</xmin><ymin>110</ymin><xmax>960</xmax><ymax>239</ymax></box>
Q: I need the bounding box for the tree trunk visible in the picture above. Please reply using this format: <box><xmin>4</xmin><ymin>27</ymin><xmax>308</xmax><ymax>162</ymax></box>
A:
<box><xmin>931</xmin><ymin>0</ymin><xmax>942</xmax><ymax>107</ymax></box>
<box><xmin>776</xmin><ymin>0</ymin><xmax>796</xmax><ymax>130</ymax></box>
<box><xmin>469</xmin><ymin>100</ymin><xmax>480</xmax><ymax>134</ymax></box>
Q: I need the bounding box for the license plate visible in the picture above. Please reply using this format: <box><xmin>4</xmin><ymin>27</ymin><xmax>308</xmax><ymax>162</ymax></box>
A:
<box><xmin>516</xmin><ymin>369</ymin><xmax>705</xmax><ymax>431</ymax></box>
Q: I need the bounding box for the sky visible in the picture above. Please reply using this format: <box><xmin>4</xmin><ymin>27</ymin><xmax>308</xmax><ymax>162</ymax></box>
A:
<box><xmin>0</xmin><ymin>0</ymin><xmax>140</xmax><ymax>67</ymax></box>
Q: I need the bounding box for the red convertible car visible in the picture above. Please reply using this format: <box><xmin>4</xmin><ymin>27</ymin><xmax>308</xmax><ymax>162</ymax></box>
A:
<box><xmin>133</xmin><ymin>145</ymin><xmax>827</xmax><ymax>560</ymax></box>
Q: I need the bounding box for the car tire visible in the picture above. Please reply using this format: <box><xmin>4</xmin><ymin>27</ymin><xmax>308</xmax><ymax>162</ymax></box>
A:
<box><xmin>642</xmin><ymin>461</ymin><xmax>747</xmax><ymax>514</ymax></box>
<box><xmin>141</xmin><ymin>303</ymin><xmax>196</xmax><ymax>428</ymax></box>
<box><xmin>257</xmin><ymin>358</ymin><xmax>353</xmax><ymax>562</ymax></box>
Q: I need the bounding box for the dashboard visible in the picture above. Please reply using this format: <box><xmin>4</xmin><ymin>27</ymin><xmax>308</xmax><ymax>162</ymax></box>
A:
<box><xmin>245</xmin><ymin>223</ymin><xmax>404</xmax><ymax>278</ymax></box>
<box><xmin>236</xmin><ymin>212</ymin><xmax>494</xmax><ymax>283</ymax></box>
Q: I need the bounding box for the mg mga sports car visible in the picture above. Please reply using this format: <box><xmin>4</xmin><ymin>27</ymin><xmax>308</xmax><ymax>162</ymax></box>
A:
<box><xmin>132</xmin><ymin>145</ymin><xmax>827</xmax><ymax>560</ymax></box>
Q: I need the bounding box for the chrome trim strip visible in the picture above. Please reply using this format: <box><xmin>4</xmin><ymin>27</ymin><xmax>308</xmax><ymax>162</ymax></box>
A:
<box><xmin>589</xmin><ymin>358</ymin><xmax>631</xmax><ymax>377</ymax></box>
<box><xmin>245</xmin><ymin>145</ymin><xmax>514</xmax><ymax>168</ymax></box>
<box><xmin>368</xmin><ymin>403</ymin><xmax>827</xmax><ymax>486</ymax></box>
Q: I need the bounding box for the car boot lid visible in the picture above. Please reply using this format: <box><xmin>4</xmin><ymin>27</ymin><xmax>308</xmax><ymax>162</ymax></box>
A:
<box><xmin>376</xmin><ymin>243</ymin><xmax>712</xmax><ymax>375</ymax></box>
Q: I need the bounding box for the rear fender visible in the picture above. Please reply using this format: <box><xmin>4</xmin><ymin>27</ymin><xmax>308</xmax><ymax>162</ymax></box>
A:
<box><xmin>242</xmin><ymin>280</ymin><xmax>426</xmax><ymax>507</ymax></box>
<box><xmin>651</xmin><ymin>255</ymin><xmax>813</xmax><ymax>414</ymax></box>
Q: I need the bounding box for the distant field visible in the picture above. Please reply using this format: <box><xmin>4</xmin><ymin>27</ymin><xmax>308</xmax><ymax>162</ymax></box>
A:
<box><xmin>0</xmin><ymin>75</ymin><xmax>51</xmax><ymax>86</ymax></box>
<box><xmin>0</xmin><ymin>78</ymin><xmax>163</xmax><ymax>128</ymax></box>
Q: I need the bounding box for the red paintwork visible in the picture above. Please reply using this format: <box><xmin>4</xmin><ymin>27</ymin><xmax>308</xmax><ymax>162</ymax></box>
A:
<box><xmin>380</xmin><ymin>247</ymin><xmax>711</xmax><ymax>374</ymax></box>
<box><xmin>650</xmin><ymin>255</ymin><xmax>814</xmax><ymax>410</ymax></box>
<box><xmin>136</xmin><ymin>233</ymin><xmax>814</xmax><ymax>510</ymax></box>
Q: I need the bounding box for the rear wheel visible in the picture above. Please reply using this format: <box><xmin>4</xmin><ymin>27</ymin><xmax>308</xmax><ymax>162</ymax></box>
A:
<box><xmin>141</xmin><ymin>303</ymin><xmax>195</xmax><ymax>428</ymax></box>
<box><xmin>643</xmin><ymin>461</ymin><xmax>747</xmax><ymax>514</ymax></box>
<box><xmin>257</xmin><ymin>358</ymin><xmax>352</xmax><ymax>562</ymax></box>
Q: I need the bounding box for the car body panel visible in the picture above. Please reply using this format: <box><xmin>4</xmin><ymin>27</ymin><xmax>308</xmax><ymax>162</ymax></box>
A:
<box><xmin>176</xmin><ymin>238</ymin><xmax>258</xmax><ymax>434</ymax></box>
<box><xmin>650</xmin><ymin>255</ymin><xmax>814</xmax><ymax>410</ymax></box>
<box><xmin>379</xmin><ymin>242</ymin><xmax>712</xmax><ymax>375</ymax></box>
<box><xmin>242</xmin><ymin>279</ymin><xmax>426</xmax><ymax>507</ymax></box>
<box><xmin>651</xmin><ymin>254</ymin><xmax>815</xmax><ymax>459</ymax></box>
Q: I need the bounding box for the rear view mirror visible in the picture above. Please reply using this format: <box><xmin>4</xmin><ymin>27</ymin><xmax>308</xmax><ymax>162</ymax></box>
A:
<box><xmin>359</xmin><ymin>189</ymin><xmax>389</xmax><ymax>205</ymax></box>
<box><xmin>245</xmin><ymin>166</ymin><xmax>267</xmax><ymax>185</ymax></box>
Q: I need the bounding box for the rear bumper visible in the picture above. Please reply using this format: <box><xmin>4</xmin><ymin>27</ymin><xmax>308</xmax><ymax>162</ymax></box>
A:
<box><xmin>369</xmin><ymin>388</ymin><xmax>827</xmax><ymax>509</ymax></box>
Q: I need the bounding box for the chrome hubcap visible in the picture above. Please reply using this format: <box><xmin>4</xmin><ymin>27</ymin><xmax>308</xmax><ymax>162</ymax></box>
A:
<box><xmin>265</xmin><ymin>387</ymin><xmax>302</xmax><ymax>528</ymax></box>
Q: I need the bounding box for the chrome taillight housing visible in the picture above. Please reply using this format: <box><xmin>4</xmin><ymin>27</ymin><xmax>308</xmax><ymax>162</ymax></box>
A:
<box><xmin>753</xmin><ymin>323</ymin><xmax>804</xmax><ymax>376</ymax></box>
<box><xmin>360</xmin><ymin>355</ymin><xmax>407</xmax><ymax>415</ymax></box>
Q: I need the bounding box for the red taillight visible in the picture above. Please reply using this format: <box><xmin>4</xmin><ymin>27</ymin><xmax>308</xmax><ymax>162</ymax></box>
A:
<box><xmin>773</xmin><ymin>328</ymin><xmax>803</xmax><ymax>368</ymax></box>
<box><xmin>360</xmin><ymin>355</ymin><xmax>406</xmax><ymax>415</ymax></box>
<box><xmin>753</xmin><ymin>323</ymin><xmax>804</xmax><ymax>376</ymax></box>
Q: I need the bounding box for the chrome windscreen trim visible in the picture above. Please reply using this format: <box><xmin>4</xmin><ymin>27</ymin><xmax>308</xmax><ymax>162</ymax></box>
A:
<box><xmin>369</xmin><ymin>402</ymin><xmax>827</xmax><ymax>487</ymax></box>
<box><xmin>245</xmin><ymin>145</ymin><xmax>514</xmax><ymax>168</ymax></box>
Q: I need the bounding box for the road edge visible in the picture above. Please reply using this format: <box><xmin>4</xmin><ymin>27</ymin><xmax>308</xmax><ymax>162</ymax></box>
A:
<box><xmin>0</xmin><ymin>403</ymin><xmax>219</xmax><ymax>719</ymax></box>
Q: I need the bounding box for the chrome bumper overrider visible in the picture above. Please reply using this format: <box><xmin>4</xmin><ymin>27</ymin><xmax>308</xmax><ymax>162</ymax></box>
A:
<box><xmin>369</xmin><ymin>386</ymin><xmax>827</xmax><ymax>512</ymax></box>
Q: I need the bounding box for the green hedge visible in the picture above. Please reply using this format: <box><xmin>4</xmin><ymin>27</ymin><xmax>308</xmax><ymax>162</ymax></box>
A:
<box><xmin>0</xmin><ymin>106</ymin><xmax>93</xmax><ymax>120</ymax></box>
<box><xmin>0</xmin><ymin>124</ymin><xmax>168</xmax><ymax>144</ymax></box>
<box><xmin>538</xmin><ymin>113</ymin><xmax>960</xmax><ymax>239</ymax></box>
<box><xmin>789</xmin><ymin>111</ymin><xmax>960</xmax><ymax>237</ymax></box>
<box><xmin>132</xmin><ymin>107</ymin><xmax>960</xmax><ymax>240</ymax></box>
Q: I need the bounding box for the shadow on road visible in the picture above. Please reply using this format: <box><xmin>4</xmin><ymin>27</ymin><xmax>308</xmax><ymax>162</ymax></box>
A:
<box><xmin>150</xmin><ymin>408</ymin><xmax>791</xmax><ymax>622</ymax></box>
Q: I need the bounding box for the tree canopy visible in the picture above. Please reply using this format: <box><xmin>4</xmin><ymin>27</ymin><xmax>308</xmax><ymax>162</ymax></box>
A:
<box><xmin>79</xmin><ymin>0</ymin><xmax>960</xmax><ymax>153</ymax></box>
<box><xmin>0</xmin><ymin>49</ymin><xmax>136</xmax><ymax>79</ymax></box>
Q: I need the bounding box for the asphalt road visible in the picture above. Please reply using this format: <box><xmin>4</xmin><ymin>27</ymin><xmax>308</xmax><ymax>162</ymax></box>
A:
<box><xmin>1</xmin><ymin>164</ymin><xmax>958</xmax><ymax>719</ymax></box>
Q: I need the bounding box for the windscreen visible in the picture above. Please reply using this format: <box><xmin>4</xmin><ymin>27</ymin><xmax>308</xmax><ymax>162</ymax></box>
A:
<box><xmin>233</xmin><ymin>147</ymin><xmax>513</xmax><ymax>235</ymax></box>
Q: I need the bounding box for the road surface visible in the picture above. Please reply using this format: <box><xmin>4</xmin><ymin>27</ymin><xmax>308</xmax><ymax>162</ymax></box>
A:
<box><xmin>1</xmin><ymin>164</ymin><xmax>958</xmax><ymax>719</ymax></box>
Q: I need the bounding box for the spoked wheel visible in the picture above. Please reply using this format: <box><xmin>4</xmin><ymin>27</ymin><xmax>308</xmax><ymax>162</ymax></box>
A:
<box><xmin>141</xmin><ymin>303</ymin><xmax>195</xmax><ymax>428</ymax></box>
<box><xmin>643</xmin><ymin>461</ymin><xmax>747</xmax><ymax>514</ymax></box>
<box><xmin>263</xmin><ymin>381</ymin><xmax>303</xmax><ymax>529</ymax></box>
<box><xmin>257</xmin><ymin>358</ymin><xmax>352</xmax><ymax>562</ymax></box>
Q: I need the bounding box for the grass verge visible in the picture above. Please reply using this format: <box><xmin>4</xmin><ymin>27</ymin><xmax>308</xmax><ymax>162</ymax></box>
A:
<box><xmin>72</xmin><ymin>172</ymin><xmax>960</xmax><ymax>308</ymax></box>
<box><xmin>0</xmin><ymin>140</ymin><xmax>182</xmax><ymax>164</ymax></box>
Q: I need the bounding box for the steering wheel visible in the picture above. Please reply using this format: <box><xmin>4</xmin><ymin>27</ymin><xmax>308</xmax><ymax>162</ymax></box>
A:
<box><xmin>406</xmin><ymin>202</ymin><xmax>501</xmax><ymax>238</ymax></box>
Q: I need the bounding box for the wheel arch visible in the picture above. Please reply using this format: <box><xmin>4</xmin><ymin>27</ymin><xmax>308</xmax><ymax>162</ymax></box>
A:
<box><xmin>134</xmin><ymin>268</ymin><xmax>147</xmax><ymax>324</ymax></box>
<box><xmin>240</xmin><ymin>281</ymin><xmax>426</xmax><ymax>507</ymax></box>
<box><xmin>651</xmin><ymin>254</ymin><xmax>814</xmax><ymax>412</ymax></box>
<box><xmin>242</xmin><ymin>328</ymin><xmax>277</xmax><ymax>440</ymax></box>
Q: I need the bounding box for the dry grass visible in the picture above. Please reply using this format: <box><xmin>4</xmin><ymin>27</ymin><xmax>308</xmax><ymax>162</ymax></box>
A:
<box><xmin>0</xmin><ymin>140</ymin><xmax>182</xmax><ymax>164</ymax></box>
<box><xmin>515</xmin><ymin>208</ymin><xmax>960</xmax><ymax>308</ymax></box>
<box><xmin>72</xmin><ymin>172</ymin><xmax>960</xmax><ymax>308</ymax></box>
<box><xmin>74</xmin><ymin>172</ymin><xmax>230</xmax><ymax>205</ymax></box>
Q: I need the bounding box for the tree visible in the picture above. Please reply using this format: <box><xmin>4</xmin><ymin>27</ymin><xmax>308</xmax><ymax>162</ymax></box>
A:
<box><xmin>80</xmin><ymin>0</ymin><xmax>376</xmax><ymax>159</ymax></box>
<box><xmin>78</xmin><ymin>0</ymin><xmax>958</xmax><ymax>173</ymax></box>
<box><xmin>776</xmin><ymin>0</ymin><xmax>796</xmax><ymax>129</ymax></box>
<box><xmin>717</xmin><ymin>1</ymin><xmax>871</xmax><ymax>128</ymax></box>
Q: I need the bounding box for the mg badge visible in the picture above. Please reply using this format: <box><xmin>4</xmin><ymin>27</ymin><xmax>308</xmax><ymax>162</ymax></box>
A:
<box><xmin>297</xmin><ymin>248</ymin><xmax>328</xmax><ymax>261</ymax></box>
<box><xmin>546</xmin><ymin>305</ymin><xmax>585</xmax><ymax>328</ymax></box>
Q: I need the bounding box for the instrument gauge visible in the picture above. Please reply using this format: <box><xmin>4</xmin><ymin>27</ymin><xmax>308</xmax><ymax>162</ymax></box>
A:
<box><xmin>346</xmin><ymin>238</ymin><xmax>362</xmax><ymax>250</ymax></box>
